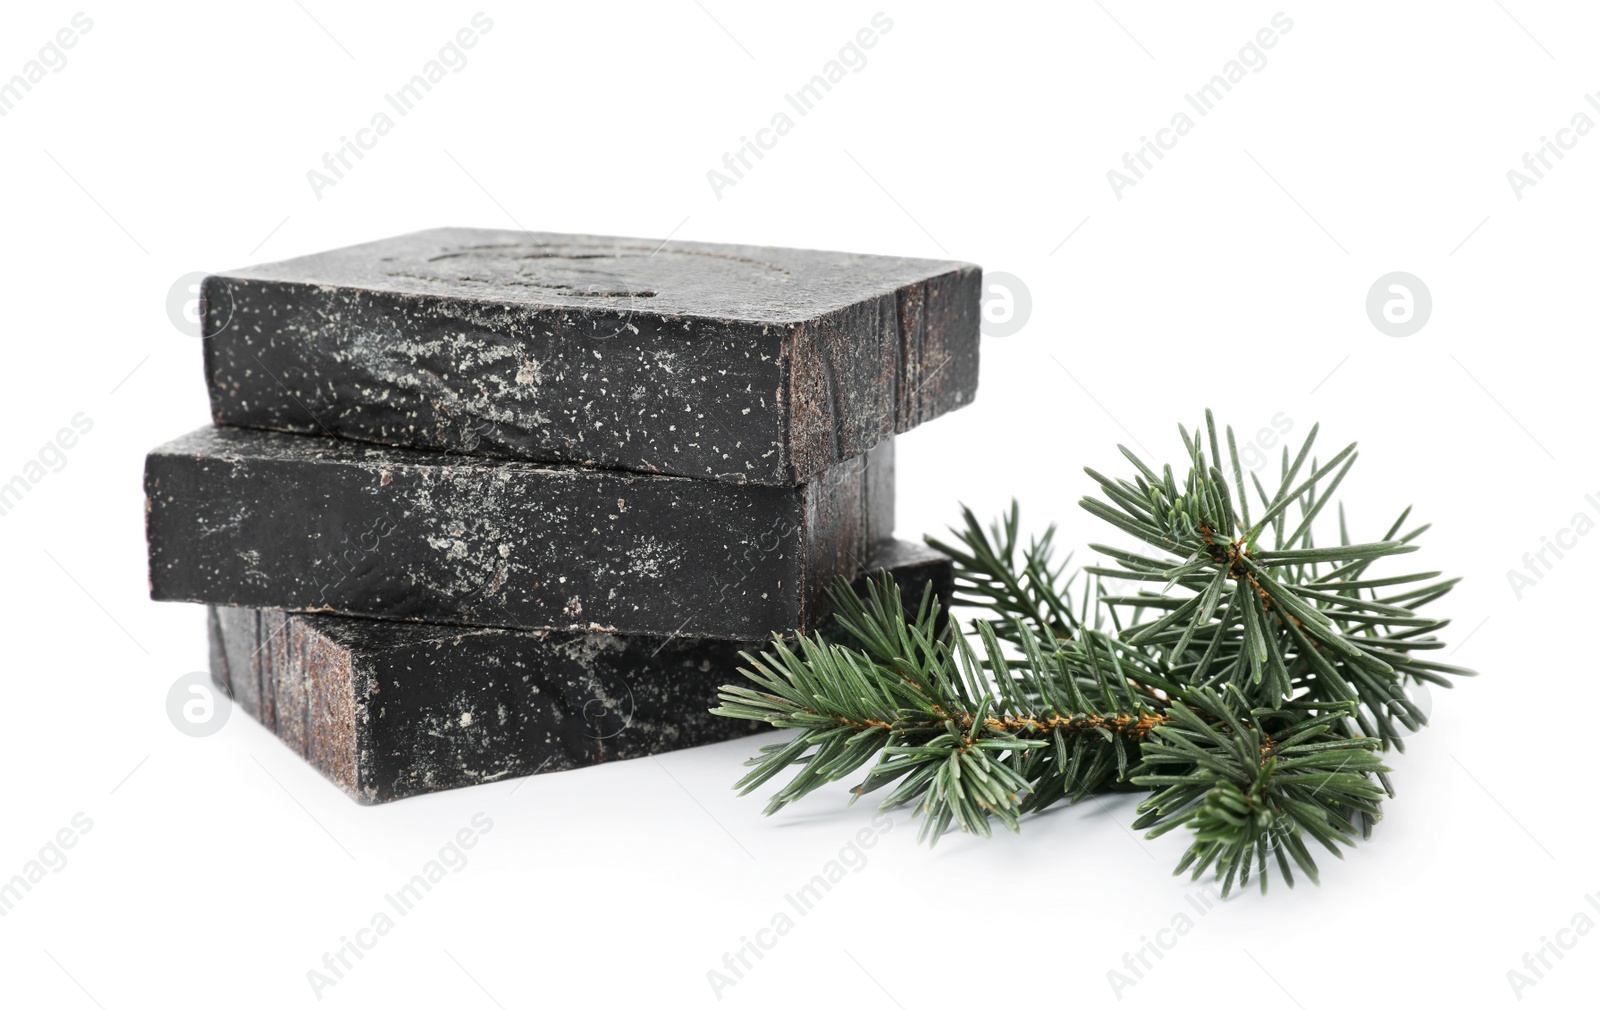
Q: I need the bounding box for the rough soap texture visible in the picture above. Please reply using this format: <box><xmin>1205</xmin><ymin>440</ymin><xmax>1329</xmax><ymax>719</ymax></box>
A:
<box><xmin>201</xmin><ymin>228</ymin><xmax>980</xmax><ymax>485</ymax></box>
<box><xmin>209</xmin><ymin>540</ymin><xmax>954</xmax><ymax>804</ymax></box>
<box><xmin>148</xmin><ymin>426</ymin><xmax>893</xmax><ymax>640</ymax></box>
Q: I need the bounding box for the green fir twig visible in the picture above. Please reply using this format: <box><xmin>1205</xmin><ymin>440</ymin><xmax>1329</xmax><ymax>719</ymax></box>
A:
<box><xmin>711</xmin><ymin>411</ymin><xmax>1475</xmax><ymax>895</ymax></box>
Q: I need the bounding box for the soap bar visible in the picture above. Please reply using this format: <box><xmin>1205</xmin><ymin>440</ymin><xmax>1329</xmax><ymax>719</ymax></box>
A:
<box><xmin>147</xmin><ymin>426</ymin><xmax>893</xmax><ymax>640</ymax></box>
<box><xmin>208</xmin><ymin>540</ymin><xmax>954</xmax><ymax>804</ymax></box>
<box><xmin>200</xmin><ymin>228</ymin><xmax>979</xmax><ymax>485</ymax></box>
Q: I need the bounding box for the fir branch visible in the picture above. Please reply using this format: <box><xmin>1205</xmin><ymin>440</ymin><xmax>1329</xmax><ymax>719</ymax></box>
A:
<box><xmin>711</xmin><ymin>411</ymin><xmax>1477</xmax><ymax>895</ymax></box>
<box><xmin>713</xmin><ymin>577</ymin><xmax>1160</xmax><ymax>844</ymax></box>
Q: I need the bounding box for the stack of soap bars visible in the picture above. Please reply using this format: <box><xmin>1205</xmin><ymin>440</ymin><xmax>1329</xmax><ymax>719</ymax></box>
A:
<box><xmin>143</xmin><ymin>228</ymin><xmax>981</xmax><ymax>803</ymax></box>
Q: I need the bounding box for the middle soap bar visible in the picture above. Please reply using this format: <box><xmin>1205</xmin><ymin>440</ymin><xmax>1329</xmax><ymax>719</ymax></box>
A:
<box><xmin>145</xmin><ymin>426</ymin><xmax>893</xmax><ymax>640</ymax></box>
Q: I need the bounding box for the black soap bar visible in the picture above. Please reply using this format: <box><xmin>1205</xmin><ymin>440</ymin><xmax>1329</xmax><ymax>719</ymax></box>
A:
<box><xmin>208</xmin><ymin>540</ymin><xmax>954</xmax><ymax>804</ymax></box>
<box><xmin>147</xmin><ymin>426</ymin><xmax>893</xmax><ymax>640</ymax></box>
<box><xmin>200</xmin><ymin>228</ymin><xmax>979</xmax><ymax>485</ymax></box>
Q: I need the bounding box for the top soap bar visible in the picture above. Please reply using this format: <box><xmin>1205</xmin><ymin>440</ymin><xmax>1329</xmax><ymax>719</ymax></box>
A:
<box><xmin>201</xmin><ymin>228</ymin><xmax>980</xmax><ymax>485</ymax></box>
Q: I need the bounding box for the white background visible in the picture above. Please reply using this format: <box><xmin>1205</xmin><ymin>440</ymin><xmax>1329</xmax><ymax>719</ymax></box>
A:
<box><xmin>1</xmin><ymin>2</ymin><xmax>1594</xmax><ymax>1007</ymax></box>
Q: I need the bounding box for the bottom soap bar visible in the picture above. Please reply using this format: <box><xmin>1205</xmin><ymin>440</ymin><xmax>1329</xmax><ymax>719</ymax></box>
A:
<box><xmin>210</xmin><ymin>540</ymin><xmax>953</xmax><ymax>804</ymax></box>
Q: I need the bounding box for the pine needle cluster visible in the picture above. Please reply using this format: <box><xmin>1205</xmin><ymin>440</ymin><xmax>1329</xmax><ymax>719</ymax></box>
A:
<box><xmin>711</xmin><ymin>412</ymin><xmax>1474</xmax><ymax>894</ymax></box>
